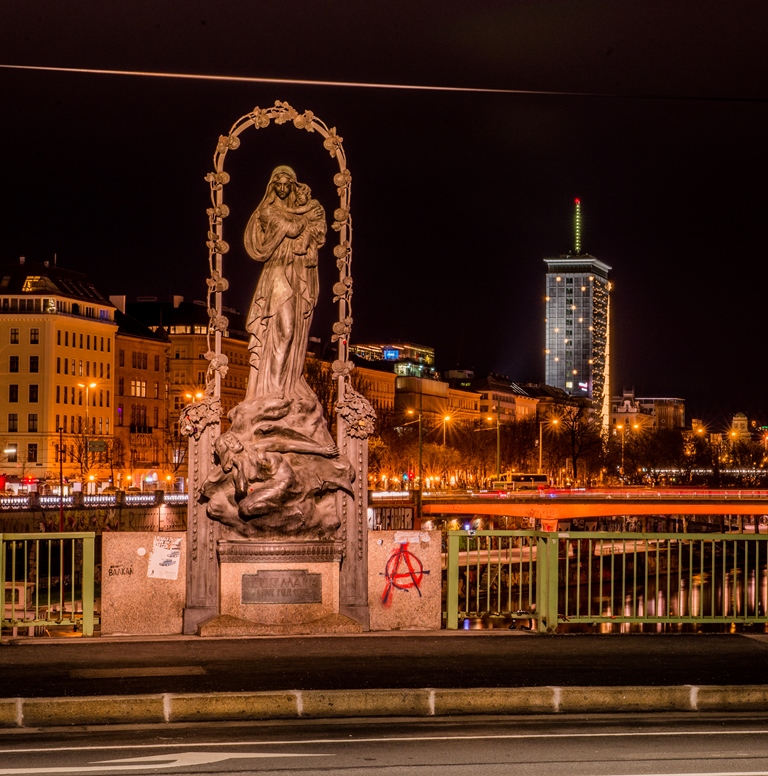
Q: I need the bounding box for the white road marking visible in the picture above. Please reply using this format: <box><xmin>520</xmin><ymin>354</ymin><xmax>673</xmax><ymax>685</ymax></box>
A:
<box><xmin>4</xmin><ymin>727</ymin><xmax>768</xmax><ymax>755</ymax></box>
<box><xmin>0</xmin><ymin>751</ymin><xmax>330</xmax><ymax>774</ymax></box>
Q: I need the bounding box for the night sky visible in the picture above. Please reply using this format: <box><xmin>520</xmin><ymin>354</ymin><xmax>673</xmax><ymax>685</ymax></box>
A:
<box><xmin>1</xmin><ymin>1</ymin><xmax>766</xmax><ymax>428</ymax></box>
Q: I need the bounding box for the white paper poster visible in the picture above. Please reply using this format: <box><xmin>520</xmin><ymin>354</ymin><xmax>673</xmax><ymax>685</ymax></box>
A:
<box><xmin>147</xmin><ymin>535</ymin><xmax>182</xmax><ymax>580</ymax></box>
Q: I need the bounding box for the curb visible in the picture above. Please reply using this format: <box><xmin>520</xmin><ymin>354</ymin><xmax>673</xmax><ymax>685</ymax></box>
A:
<box><xmin>2</xmin><ymin>685</ymin><xmax>768</xmax><ymax>728</ymax></box>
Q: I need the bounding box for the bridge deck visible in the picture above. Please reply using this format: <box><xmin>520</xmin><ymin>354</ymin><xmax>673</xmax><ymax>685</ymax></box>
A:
<box><xmin>421</xmin><ymin>492</ymin><xmax>768</xmax><ymax>519</ymax></box>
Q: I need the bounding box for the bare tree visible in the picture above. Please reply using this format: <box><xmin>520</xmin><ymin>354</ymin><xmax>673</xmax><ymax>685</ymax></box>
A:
<box><xmin>105</xmin><ymin>437</ymin><xmax>126</xmax><ymax>486</ymax></box>
<box><xmin>551</xmin><ymin>403</ymin><xmax>604</xmax><ymax>485</ymax></box>
<box><xmin>163</xmin><ymin>423</ymin><xmax>188</xmax><ymax>480</ymax></box>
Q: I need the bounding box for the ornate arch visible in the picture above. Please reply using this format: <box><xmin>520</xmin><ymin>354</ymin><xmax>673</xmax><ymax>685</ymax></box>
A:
<box><xmin>202</xmin><ymin>101</ymin><xmax>355</xmax><ymax>412</ymax></box>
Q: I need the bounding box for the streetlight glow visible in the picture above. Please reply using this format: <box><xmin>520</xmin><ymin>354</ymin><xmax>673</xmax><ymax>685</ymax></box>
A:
<box><xmin>78</xmin><ymin>382</ymin><xmax>98</xmax><ymax>484</ymax></box>
<box><xmin>538</xmin><ymin>418</ymin><xmax>559</xmax><ymax>475</ymax></box>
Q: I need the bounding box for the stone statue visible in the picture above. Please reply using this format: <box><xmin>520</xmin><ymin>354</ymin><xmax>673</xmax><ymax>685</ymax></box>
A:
<box><xmin>243</xmin><ymin>165</ymin><xmax>325</xmax><ymax>400</ymax></box>
<box><xmin>200</xmin><ymin>166</ymin><xmax>355</xmax><ymax>539</ymax></box>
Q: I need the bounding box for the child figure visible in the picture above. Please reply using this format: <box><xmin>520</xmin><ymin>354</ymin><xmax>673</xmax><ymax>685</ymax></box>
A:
<box><xmin>285</xmin><ymin>183</ymin><xmax>323</xmax><ymax>268</ymax></box>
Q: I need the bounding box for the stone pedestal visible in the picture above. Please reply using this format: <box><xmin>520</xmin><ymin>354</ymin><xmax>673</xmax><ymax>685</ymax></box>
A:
<box><xmin>198</xmin><ymin>540</ymin><xmax>362</xmax><ymax>636</ymax></box>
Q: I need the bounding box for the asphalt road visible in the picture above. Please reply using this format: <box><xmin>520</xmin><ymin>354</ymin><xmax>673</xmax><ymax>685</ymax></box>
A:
<box><xmin>3</xmin><ymin>632</ymin><xmax>768</xmax><ymax>699</ymax></box>
<box><xmin>3</xmin><ymin>713</ymin><xmax>768</xmax><ymax>774</ymax></box>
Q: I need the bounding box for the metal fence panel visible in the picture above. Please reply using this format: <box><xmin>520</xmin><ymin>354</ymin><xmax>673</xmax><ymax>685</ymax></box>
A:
<box><xmin>1</xmin><ymin>532</ymin><xmax>97</xmax><ymax>637</ymax></box>
<box><xmin>444</xmin><ymin>530</ymin><xmax>768</xmax><ymax>632</ymax></box>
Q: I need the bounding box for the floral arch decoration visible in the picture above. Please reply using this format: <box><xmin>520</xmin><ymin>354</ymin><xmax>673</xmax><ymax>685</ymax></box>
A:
<box><xmin>201</xmin><ymin>101</ymin><xmax>355</xmax><ymax>410</ymax></box>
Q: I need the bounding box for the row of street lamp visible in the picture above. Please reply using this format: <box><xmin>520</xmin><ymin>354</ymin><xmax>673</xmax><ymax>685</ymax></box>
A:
<box><xmin>405</xmin><ymin>408</ymin><xmax>563</xmax><ymax>487</ymax></box>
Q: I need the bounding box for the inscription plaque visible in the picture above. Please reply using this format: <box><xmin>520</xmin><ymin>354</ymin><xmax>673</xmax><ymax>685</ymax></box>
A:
<box><xmin>242</xmin><ymin>570</ymin><xmax>322</xmax><ymax>604</ymax></box>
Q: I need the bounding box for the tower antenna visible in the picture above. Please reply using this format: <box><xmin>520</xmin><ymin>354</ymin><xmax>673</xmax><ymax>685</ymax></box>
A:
<box><xmin>574</xmin><ymin>198</ymin><xmax>582</xmax><ymax>254</ymax></box>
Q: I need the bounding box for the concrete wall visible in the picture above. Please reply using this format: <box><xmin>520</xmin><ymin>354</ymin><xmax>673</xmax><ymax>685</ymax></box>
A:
<box><xmin>368</xmin><ymin>530</ymin><xmax>441</xmax><ymax>631</ymax></box>
<box><xmin>101</xmin><ymin>532</ymin><xmax>186</xmax><ymax>635</ymax></box>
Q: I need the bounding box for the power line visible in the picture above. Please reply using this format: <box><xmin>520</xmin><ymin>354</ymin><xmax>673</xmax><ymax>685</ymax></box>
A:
<box><xmin>2</xmin><ymin>63</ymin><xmax>763</xmax><ymax>102</ymax></box>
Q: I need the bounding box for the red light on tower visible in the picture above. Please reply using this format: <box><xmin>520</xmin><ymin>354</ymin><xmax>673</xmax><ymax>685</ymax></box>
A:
<box><xmin>574</xmin><ymin>198</ymin><xmax>580</xmax><ymax>204</ymax></box>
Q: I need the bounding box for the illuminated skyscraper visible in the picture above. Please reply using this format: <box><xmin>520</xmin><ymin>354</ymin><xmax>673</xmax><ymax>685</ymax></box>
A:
<box><xmin>543</xmin><ymin>200</ymin><xmax>611</xmax><ymax>420</ymax></box>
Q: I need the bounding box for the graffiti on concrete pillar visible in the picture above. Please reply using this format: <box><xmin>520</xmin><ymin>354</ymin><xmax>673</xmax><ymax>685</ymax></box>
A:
<box><xmin>381</xmin><ymin>542</ymin><xmax>430</xmax><ymax>606</ymax></box>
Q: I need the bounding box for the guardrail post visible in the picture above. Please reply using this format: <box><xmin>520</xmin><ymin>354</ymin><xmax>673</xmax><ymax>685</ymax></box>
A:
<box><xmin>81</xmin><ymin>534</ymin><xmax>95</xmax><ymax>637</ymax></box>
<box><xmin>536</xmin><ymin>535</ymin><xmax>547</xmax><ymax>632</ymax></box>
<box><xmin>536</xmin><ymin>533</ymin><xmax>560</xmax><ymax>633</ymax></box>
<box><xmin>546</xmin><ymin>533</ymin><xmax>559</xmax><ymax>632</ymax></box>
<box><xmin>446</xmin><ymin>532</ymin><xmax>460</xmax><ymax>629</ymax></box>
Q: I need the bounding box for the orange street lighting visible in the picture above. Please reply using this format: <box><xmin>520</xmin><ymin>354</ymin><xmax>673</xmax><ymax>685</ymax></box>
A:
<box><xmin>406</xmin><ymin>408</ymin><xmax>423</xmax><ymax>492</ymax></box>
<box><xmin>616</xmin><ymin>423</ymin><xmax>627</xmax><ymax>481</ymax></box>
<box><xmin>538</xmin><ymin>418</ymin><xmax>559</xmax><ymax>475</ymax></box>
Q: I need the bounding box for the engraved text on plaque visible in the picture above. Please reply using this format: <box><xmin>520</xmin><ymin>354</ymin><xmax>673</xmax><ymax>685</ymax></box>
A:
<box><xmin>242</xmin><ymin>570</ymin><xmax>322</xmax><ymax>604</ymax></box>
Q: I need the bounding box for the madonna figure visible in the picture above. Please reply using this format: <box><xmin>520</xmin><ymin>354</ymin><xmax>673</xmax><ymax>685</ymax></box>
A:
<box><xmin>243</xmin><ymin>165</ymin><xmax>326</xmax><ymax>400</ymax></box>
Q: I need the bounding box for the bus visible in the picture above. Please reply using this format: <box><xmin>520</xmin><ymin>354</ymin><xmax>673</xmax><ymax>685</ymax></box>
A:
<box><xmin>490</xmin><ymin>472</ymin><xmax>549</xmax><ymax>491</ymax></box>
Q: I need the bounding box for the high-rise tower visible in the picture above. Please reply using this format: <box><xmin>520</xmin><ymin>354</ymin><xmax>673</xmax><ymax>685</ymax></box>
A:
<box><xmin>544</xmin><ymin>199</ymin><xmax>611</xmax><ymax>418</ymax></box>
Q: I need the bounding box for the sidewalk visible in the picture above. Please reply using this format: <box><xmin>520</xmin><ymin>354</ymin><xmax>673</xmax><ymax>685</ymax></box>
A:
<box><xmin>3</xmin><ymin>631</ymin><xmax>768</xmax><ymax>727</ymax></box>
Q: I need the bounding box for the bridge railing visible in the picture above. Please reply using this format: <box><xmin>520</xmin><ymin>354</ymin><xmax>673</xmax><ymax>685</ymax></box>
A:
<box><xmin>445</xmin><ymin>530</ymin><xmax>768</xmax><ymax>633</ymax></box>
<box><xmin>1</xmin><ymin>532</ymin><xmax>97</xmax><ymax>637</ymax></box>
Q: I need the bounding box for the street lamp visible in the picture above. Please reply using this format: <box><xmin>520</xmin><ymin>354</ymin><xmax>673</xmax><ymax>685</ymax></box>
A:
<box><xmin>616</xmin><ymin>423</ymin><xmax>628</xmax><ymax>482</ymax></box>
<box><xmin>489</xmin><ymin>408</ymin><xmax>501</xmax><ymax>482</ymax></box>
<box><xmin>78</xmin><ymin>382</ymin><xmax>97</xmax><ymax>479</ymax></box>
<box><xmin>58</xmin><ymin>426</ymin><xmax>64</xmax><ymax>531</ymax></box>
<box><xmin>473</xmin><ymin>411</ymin><xmax>501</xmax><ymax>484</ymax></box>
<box><xmin>442</xmin><ymin>415</ymin><xmax>451</xmax><ymax>446</ymax></box>
<box><xmin>406</xmin><ymin>408</ymin><xmax>423</xmax><ymax>492</ymax></box>
<box><xmin>538</xmin><ymin>418</ymin><xmax>559</xmax><ymax>475</ymax></box>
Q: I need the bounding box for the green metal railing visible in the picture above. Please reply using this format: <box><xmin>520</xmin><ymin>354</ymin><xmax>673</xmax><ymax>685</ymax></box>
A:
<box><xmin>445</xmin><ymin>530</ymin><xmax>768</xmax><ymax>632</ymax></box>
<box><xmin>1</xmin><ymin>533</ymin><xmax>97</xmax><ymax>637</ymax></box>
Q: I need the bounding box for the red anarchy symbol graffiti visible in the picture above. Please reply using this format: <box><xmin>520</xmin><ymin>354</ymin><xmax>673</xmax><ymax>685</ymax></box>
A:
<box><xmin>381</xmin><ymin>542</ymin><xmax>430</xmax><ymax>606</ymax></box>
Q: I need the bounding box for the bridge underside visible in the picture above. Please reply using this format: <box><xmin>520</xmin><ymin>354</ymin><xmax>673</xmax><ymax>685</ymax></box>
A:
<box><xmin>422</xmin><ymin>500</ymin><xmax>768</xmax><ymax>521</ymax></box>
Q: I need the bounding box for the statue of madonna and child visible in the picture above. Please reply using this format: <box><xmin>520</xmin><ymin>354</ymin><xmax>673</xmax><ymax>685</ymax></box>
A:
<box><xmin>200</xmin><ymin>166</ymin><xmax>355</xmax><ymax>538</ymax></box>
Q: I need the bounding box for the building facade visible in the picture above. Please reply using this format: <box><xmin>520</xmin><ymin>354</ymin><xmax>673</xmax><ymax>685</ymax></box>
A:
<box><xmin>470</xmin><ymin>374</ymin><xmax>538</xmax><ymax>423</ymax></box>
<box><xmin>113</xmin><ymin>309</ymin><xmax>171</xmax><ymax>489</ymax></box>
<box><xmin>350</xmin><ymin>342</ymin><xmax>438</xmax><ymax>379</ymax></box>
<box><xmin>123</xmin><ymin>298</ymin><xmax>251</xmax><ymax>431</ymax></box>
<box><xmin>544</xmin><ymin>254</ymin><xmax>611</xmax><ymax>417</ymax></box>
<box><xmin>352</xmin><ymin>361</ymin><xmax>397</xmax><ymax>428</ymax></box>
<box><xmin>0</xmin><ymin>259</ymin><xmax>117</xmax><ymax>489</ymax></box>
<box><xmin>610</xmin><ymin>388</ymin><xmax>685</xmax><ymax>430</ymax></box>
